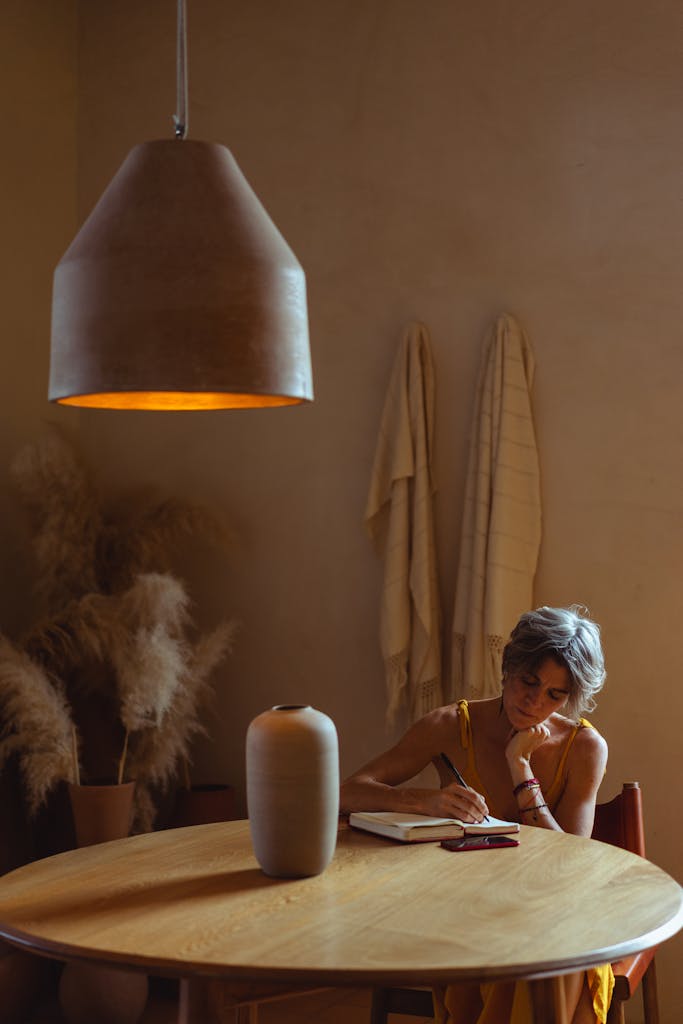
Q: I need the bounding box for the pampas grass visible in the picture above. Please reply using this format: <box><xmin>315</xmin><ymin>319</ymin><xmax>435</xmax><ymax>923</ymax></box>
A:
<box><xmin>126</xmin><ymin>619</ymin><xmax>236</xmax><ymax>786</ymax></box>
<box><xmin>113</xmin><ymin>573</ymin><xmax>192</xmax><ymax>787</ymax></box>
<box><xmin>9</xmin><ymin>430</ymin><xmax>101</xmax><ymax>611</ymax></box>
<box><xmin>0</xmin><ymin>636</ymin><xmax>77</xmax><ymax>814</ymax></box>
<box><xmin>0</xmin><ymin>430</ymin><xmax>236</xmax><ymax>827</ymax></box>
<box><xmin>97</xmin><ymin>494</ymin><xmax>232</xmax><ymax>594</ymax></box>
<box><xmin>114</xmin><ymin>573</ymin><xmax>191</xmax><ymax>730</ymax></box>
<box><xmin>126</xmin><ymin>620</ymin><xmax>237</xmax><ymax>832</ymax></box>
<box><xmin>9</xmin><ymin>428</ymin><xmax>231</xmax><ymax>607</ymax></box>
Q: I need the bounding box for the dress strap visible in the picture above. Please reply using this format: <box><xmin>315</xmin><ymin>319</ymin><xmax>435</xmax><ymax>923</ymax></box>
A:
<box><xmin>455</xmin><ymin>700</ymin><xmax>489</xmax><ymax>799</ymax></box>
<box><xmin>457</xmin><ymin>699</ymin><xmax>472</xmax><ymax>750</ymax></box>
<box><xmin>545</xmin><ymin>718</ymin><xmax>594</xmax><ymax>809</ymax></box>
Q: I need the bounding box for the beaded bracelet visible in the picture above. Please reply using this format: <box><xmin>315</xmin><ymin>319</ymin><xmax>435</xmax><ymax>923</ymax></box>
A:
<box><xmin>519</xmin><ymin>803</ymin><xmax>547</xmax><ymax>815</ymax></box>
<box><xmin>513</xmin><ymin>778</ymin><xmax>540</xmax><ymax>797</ymax></box>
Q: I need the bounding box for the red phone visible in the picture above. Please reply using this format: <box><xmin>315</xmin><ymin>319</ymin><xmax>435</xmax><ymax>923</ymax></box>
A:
<box><xmin>440</xmin><ymin>835</ymin><xmax>519</xmax><ymax>852</ymax></box>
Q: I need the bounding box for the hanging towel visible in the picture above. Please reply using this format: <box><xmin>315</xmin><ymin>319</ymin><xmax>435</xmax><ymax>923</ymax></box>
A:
<box><xmin>365</xmin><ymin>322</ymin><xmax>442</xmax><ymax>724</ymax></box>
<box><xmin>450</xmin><ymin>313</ymin><xmax>541</xmax><ymax>702</ymax></box>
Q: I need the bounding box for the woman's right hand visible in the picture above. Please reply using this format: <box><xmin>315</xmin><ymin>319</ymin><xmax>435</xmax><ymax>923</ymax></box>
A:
<box><xmin>421</xmin><ymin>783</ymin><xmax>489</xmax><ymax>823</ymax></box>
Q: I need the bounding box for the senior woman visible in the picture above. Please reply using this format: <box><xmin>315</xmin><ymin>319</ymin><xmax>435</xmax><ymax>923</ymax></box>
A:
<box><xmin>340</xmin><ymin>605</ymin><xmax>611</xmax><ymax>1024</ymax></box>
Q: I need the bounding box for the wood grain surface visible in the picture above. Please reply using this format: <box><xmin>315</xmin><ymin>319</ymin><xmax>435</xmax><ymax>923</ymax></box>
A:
<box><xmin>0</xmin><ymin>821</ymin><xmax>680</xmax><ymax>986</ymax></box>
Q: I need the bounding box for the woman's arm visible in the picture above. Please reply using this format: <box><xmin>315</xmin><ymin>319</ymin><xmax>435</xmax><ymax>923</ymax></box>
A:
<box><xmin>551</xmin><ymin>727</ymin><xmax>608</xmax><ymax>835</ymax></box>
<box><xmin>340</xmin><ymin>710</ymin><xmax>489</xmax><ymax>822</ymax></box>
<box><xmin>506</xmin><ymin>725</ymin><xmax>608</xmax><ymax>835</ymax></box>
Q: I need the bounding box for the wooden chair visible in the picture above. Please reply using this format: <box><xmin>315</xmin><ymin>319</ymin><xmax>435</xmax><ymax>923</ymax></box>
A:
<box><xmin>592</xmin><ymin>781</ymin><xmax>659</xmax><ymax>1024</ymax></box>
<box><xmin>369</xmin><ymin>781</ymin><xmax>659</xmax><ymax>1024</ymax></box>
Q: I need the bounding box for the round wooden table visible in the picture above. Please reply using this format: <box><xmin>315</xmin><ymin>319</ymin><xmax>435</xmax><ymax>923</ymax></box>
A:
<box><xmin>0</xmin><ymin>820</ymin><xmax>681</xmax><ymax>1023</ymax></box>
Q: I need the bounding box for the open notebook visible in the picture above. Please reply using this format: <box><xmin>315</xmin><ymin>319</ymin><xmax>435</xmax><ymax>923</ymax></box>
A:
<box><xmin>348</xmin><ymin>810</ymin><xmax>520</xmax><ymax>843</ymax></box>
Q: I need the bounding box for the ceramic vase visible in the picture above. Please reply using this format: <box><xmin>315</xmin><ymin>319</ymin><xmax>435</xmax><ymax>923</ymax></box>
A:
<box><xmin>246</xmin><ymin>704</ymin><xmax>339</xmax><ymax>878</ymax></box>
<box><xmin>60</xmin><ymin>780</ymin><xmax>148</xmax><ymax>1024</ymax></box>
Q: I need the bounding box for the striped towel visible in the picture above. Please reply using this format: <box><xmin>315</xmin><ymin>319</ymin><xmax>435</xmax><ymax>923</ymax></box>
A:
<box><xmin>450</xmin><ymin>314</ymin><xmax>541</xmax><ymax>701</ymax></box>
<box><xmin>365</xmin><ymin>323</ymin><xmax>442</xmax><ymax>724</ymax></box>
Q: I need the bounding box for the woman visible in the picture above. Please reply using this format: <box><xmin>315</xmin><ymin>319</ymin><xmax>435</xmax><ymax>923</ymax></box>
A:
<box><xmin>340</xmin><ymin>605</ymin><xmax>611</xmax><ymax>1024</ymax></box>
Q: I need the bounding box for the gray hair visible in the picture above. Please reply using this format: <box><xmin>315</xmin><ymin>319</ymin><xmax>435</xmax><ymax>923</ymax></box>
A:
<box><xmin>501</xmin><ymin>605</ymin><xmax>606</xmax><ymax>720</ymax></box>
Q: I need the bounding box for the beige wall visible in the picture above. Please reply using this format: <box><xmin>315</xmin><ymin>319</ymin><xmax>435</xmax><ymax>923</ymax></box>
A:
<box><xmin>2</xmin><ymin>1</ymin><xmax>682</xmax><ymax>1019</ymax></box>
<box><xmin>0</xmin><ymin>0</ymin><xmax>76</xmax><ymax>633</ymax></box>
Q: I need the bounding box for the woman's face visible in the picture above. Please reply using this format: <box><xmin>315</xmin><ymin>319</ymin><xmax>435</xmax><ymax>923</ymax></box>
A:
<box><xmin>502</xmin><ymin>656</ymin><xmax>571</xmax><ymax>729</ymax></box>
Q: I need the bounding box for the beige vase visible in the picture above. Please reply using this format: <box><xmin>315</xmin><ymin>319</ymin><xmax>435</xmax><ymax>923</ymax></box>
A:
<box><xmin>61</xmin><ymin>780</ymin><xmax>147</xmax><ymax>1024</ymax></box>
<box><xmin>246</xmin><ymin>704</ymin><xmax>339</xmax><ymax>878</ymax></box>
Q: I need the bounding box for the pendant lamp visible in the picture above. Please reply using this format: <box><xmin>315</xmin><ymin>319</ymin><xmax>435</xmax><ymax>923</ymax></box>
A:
<box><xmin>48</xmin><ymin>2</ymin><xmax>312</xmax><ymax>410</ymax></box>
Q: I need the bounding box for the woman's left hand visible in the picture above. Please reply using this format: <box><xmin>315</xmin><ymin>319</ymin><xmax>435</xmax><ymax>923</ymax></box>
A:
<box><xmin>505</xmin><ymin>723</ymin><xmax>550</xmax><ymax>765</ymax></box>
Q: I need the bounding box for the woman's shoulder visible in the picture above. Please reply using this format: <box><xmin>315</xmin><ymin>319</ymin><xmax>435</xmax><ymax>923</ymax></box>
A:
<box><xmin>577</xmin><ymin>715</ymin><xmax>606</xmax><ymax>739</ymax></box>
<box><xmin>548</xmin><ymin>711</ymin><xmax>607</xmax><ymax>751</ymax></box>
<box><xmin>415</xmin><ymin>701</ymin><xmax>461</xmax><ymax>729</ymax></box>
<box><xmin>574</xmin><ymin>718</ymin><xmax>608</xmax><ymax>753</ymax></box>
<box><xmin>560</xmin><ymin>715</ymin><xmax>608</xmax><ymax>771</ymax></box>
<box><xmin>457</xmin><ymin>696</ymin><xmax>499</xmax><ymax>719</ymax></box>
<box><xmin>402</xmin><ymin>702</ymin><xmax>462</xmax><ymax>752</ymax></box>
<box><xmin>549</xmin><ymin>710</ymin><xmax>603</xmax><ymax>736</ymax></box>
<box><xmin>401</xmin><ymin>702</ymin><xmax>459</xmax><ymax>740</ymax></box>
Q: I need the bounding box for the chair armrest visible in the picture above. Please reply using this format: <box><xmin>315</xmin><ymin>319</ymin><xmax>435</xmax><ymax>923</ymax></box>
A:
<box><xmin>611</xmin><ymin>947</ymin><xmax>657</xmax><ymax>1000</ymax></box>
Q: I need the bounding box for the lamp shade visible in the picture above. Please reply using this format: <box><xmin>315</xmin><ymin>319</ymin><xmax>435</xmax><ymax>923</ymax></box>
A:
<box><xmin>49</xmin><ymin>139</ymin><xmax>313</xmax><ymax>409</ymax></box>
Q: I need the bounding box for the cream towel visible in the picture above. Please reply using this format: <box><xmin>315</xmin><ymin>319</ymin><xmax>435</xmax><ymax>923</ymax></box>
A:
<box><xmin>365</xmin><ymin>323</ymin><xmax>442</xmax><ymax>724</ymax></box>
<box><xmin>450</xmin><ymin>314</ymin><xmax>541</xmax><ymax>701</ymax></box>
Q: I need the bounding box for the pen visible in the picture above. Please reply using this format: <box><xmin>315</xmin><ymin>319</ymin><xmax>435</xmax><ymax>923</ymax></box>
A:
<box><xmin>440</xmin><ymin>751</ymin><xmax>490</xmax><ymax>822</ymax></box>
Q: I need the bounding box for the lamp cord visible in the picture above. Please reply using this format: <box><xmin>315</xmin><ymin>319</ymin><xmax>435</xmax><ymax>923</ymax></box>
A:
<box><xmin>173</xmin><ymin>0</ymin><xmax>188</xmax><ymax>139</ymax></box>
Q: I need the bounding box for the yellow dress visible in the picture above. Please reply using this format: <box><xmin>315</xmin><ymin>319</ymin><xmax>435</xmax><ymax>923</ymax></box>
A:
<box><xmin>434</xmin><ymin>701</ymin><xmax>614</xmax><ymax>1024</ymax></box>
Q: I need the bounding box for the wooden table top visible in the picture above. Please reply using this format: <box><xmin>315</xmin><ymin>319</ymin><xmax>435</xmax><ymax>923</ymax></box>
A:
<box><xmin>0</xmin><ymin>820</ymin><xmax>681</xmax><ymax>986</ymax></box>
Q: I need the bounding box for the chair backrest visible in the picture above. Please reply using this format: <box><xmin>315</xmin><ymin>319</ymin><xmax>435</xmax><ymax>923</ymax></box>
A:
<box><xmin>591</xmin><ymin>781</ymin><xmax>646</xmax><ymax>857</ymax></box>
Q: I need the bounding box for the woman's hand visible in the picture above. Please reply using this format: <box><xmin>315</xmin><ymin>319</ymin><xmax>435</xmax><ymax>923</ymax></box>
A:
<box><xmin>505</xmin><ymin>723</ymin><xmax>550</xmax><ymax>766</ymax></box>
<box><xmin>422</xmin><ymin>783</ymin><xmax>489</xmax><ymax>823</ymax></box>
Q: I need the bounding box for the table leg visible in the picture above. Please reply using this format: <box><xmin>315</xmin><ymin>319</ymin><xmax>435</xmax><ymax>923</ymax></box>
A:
<box><xmin>179</xmin><ymin>977</ymin><xmax>324</xmax><ymax>1024</ymax></box>
<box><xmin>528</xmin><ymin>976</ymin><xmax>569</xmax><ymax>1024</ymax></box>
<box><xmin>179</xmin><ymin>978</ymin><xmax>214</xmax><ymax>1023</ymax></box>
<box><xmin>179</xmin><ymin>978</ymin><xmax>256</xmax><ymax>1024</ymax></box>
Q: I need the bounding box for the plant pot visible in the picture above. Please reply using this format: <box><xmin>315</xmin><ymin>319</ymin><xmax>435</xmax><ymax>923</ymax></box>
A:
<box><xmin>61</xmin><ymin>781</ymin><xmax>147</xmax><ymax>1024</ymax></box>
<box><xmin>169</xmin><ymin>783</ymin><xmax>237</xmax><ymax>827</ymax></box>
<box><xmin>67</xmin><ymin>781</ymin><xmax>136</xmax><ymax>848</ymax></box>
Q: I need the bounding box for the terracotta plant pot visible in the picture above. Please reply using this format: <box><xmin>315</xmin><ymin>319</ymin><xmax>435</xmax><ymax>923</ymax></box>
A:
<box><xmin>62</xmin><ymin>781</ymin><xmax>147</xmax><ymax>1024</ymax></box>
<box><xmin>67</xmin><ymin>781</ymin><xmax>136</xmax><ymax>848</ymax></box>
<box><xmin>169</xmin><ymin>783</ymin><xmax>237</xmax><ymax>828</ymax></box>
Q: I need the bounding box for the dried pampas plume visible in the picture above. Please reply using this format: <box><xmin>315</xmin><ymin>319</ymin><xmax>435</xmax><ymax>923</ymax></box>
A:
<box><xmin>115</xmin><ymin>573</ymin><xmax>191</xmax><ymax>732</ymax></box>
<box><xmin>10</xmin><ymin>429</ymin><xmax>100</xmax><ymax>611</ymax></box>
<box><xmin>1</xmin><ymin>431</ymin><xmax>237</xmax><ymax>828</ymax></box>
<box><xmin>128</xmin><ymin>620</ymin><xmax>237</xmax><ymax>832</ymax></box>
<box><xmin>97</xmin><ymin>494</ymin><xmax>233</xmax><ymax>594</ymax></box>
<box><xmin>11</xmin><ymin>427</ymin><xmax>233</xmax><ymax>607</ymax></box>
<box><xmin>0</xmin><ymin>636</ymin><xmax>77</xmax><ymax>814</ymax></box>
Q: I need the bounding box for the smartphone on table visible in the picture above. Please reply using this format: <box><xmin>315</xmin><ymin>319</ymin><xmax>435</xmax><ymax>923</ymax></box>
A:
<box><xmin>440</xmin><ymin>835</ymin><xmax>519</xmax><ymax>852</ymax></box>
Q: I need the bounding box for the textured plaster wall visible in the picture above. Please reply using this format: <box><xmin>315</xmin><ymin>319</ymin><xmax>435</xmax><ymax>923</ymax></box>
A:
<box><xmin>2</xmin><ymin>1</ymin><xmax>682</xmax><ymax>1018</ymax></box>
<box><xmin>0</xmin><ymin>0</ymin><xmax>76</xmax><ymax>633</ymax></box>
